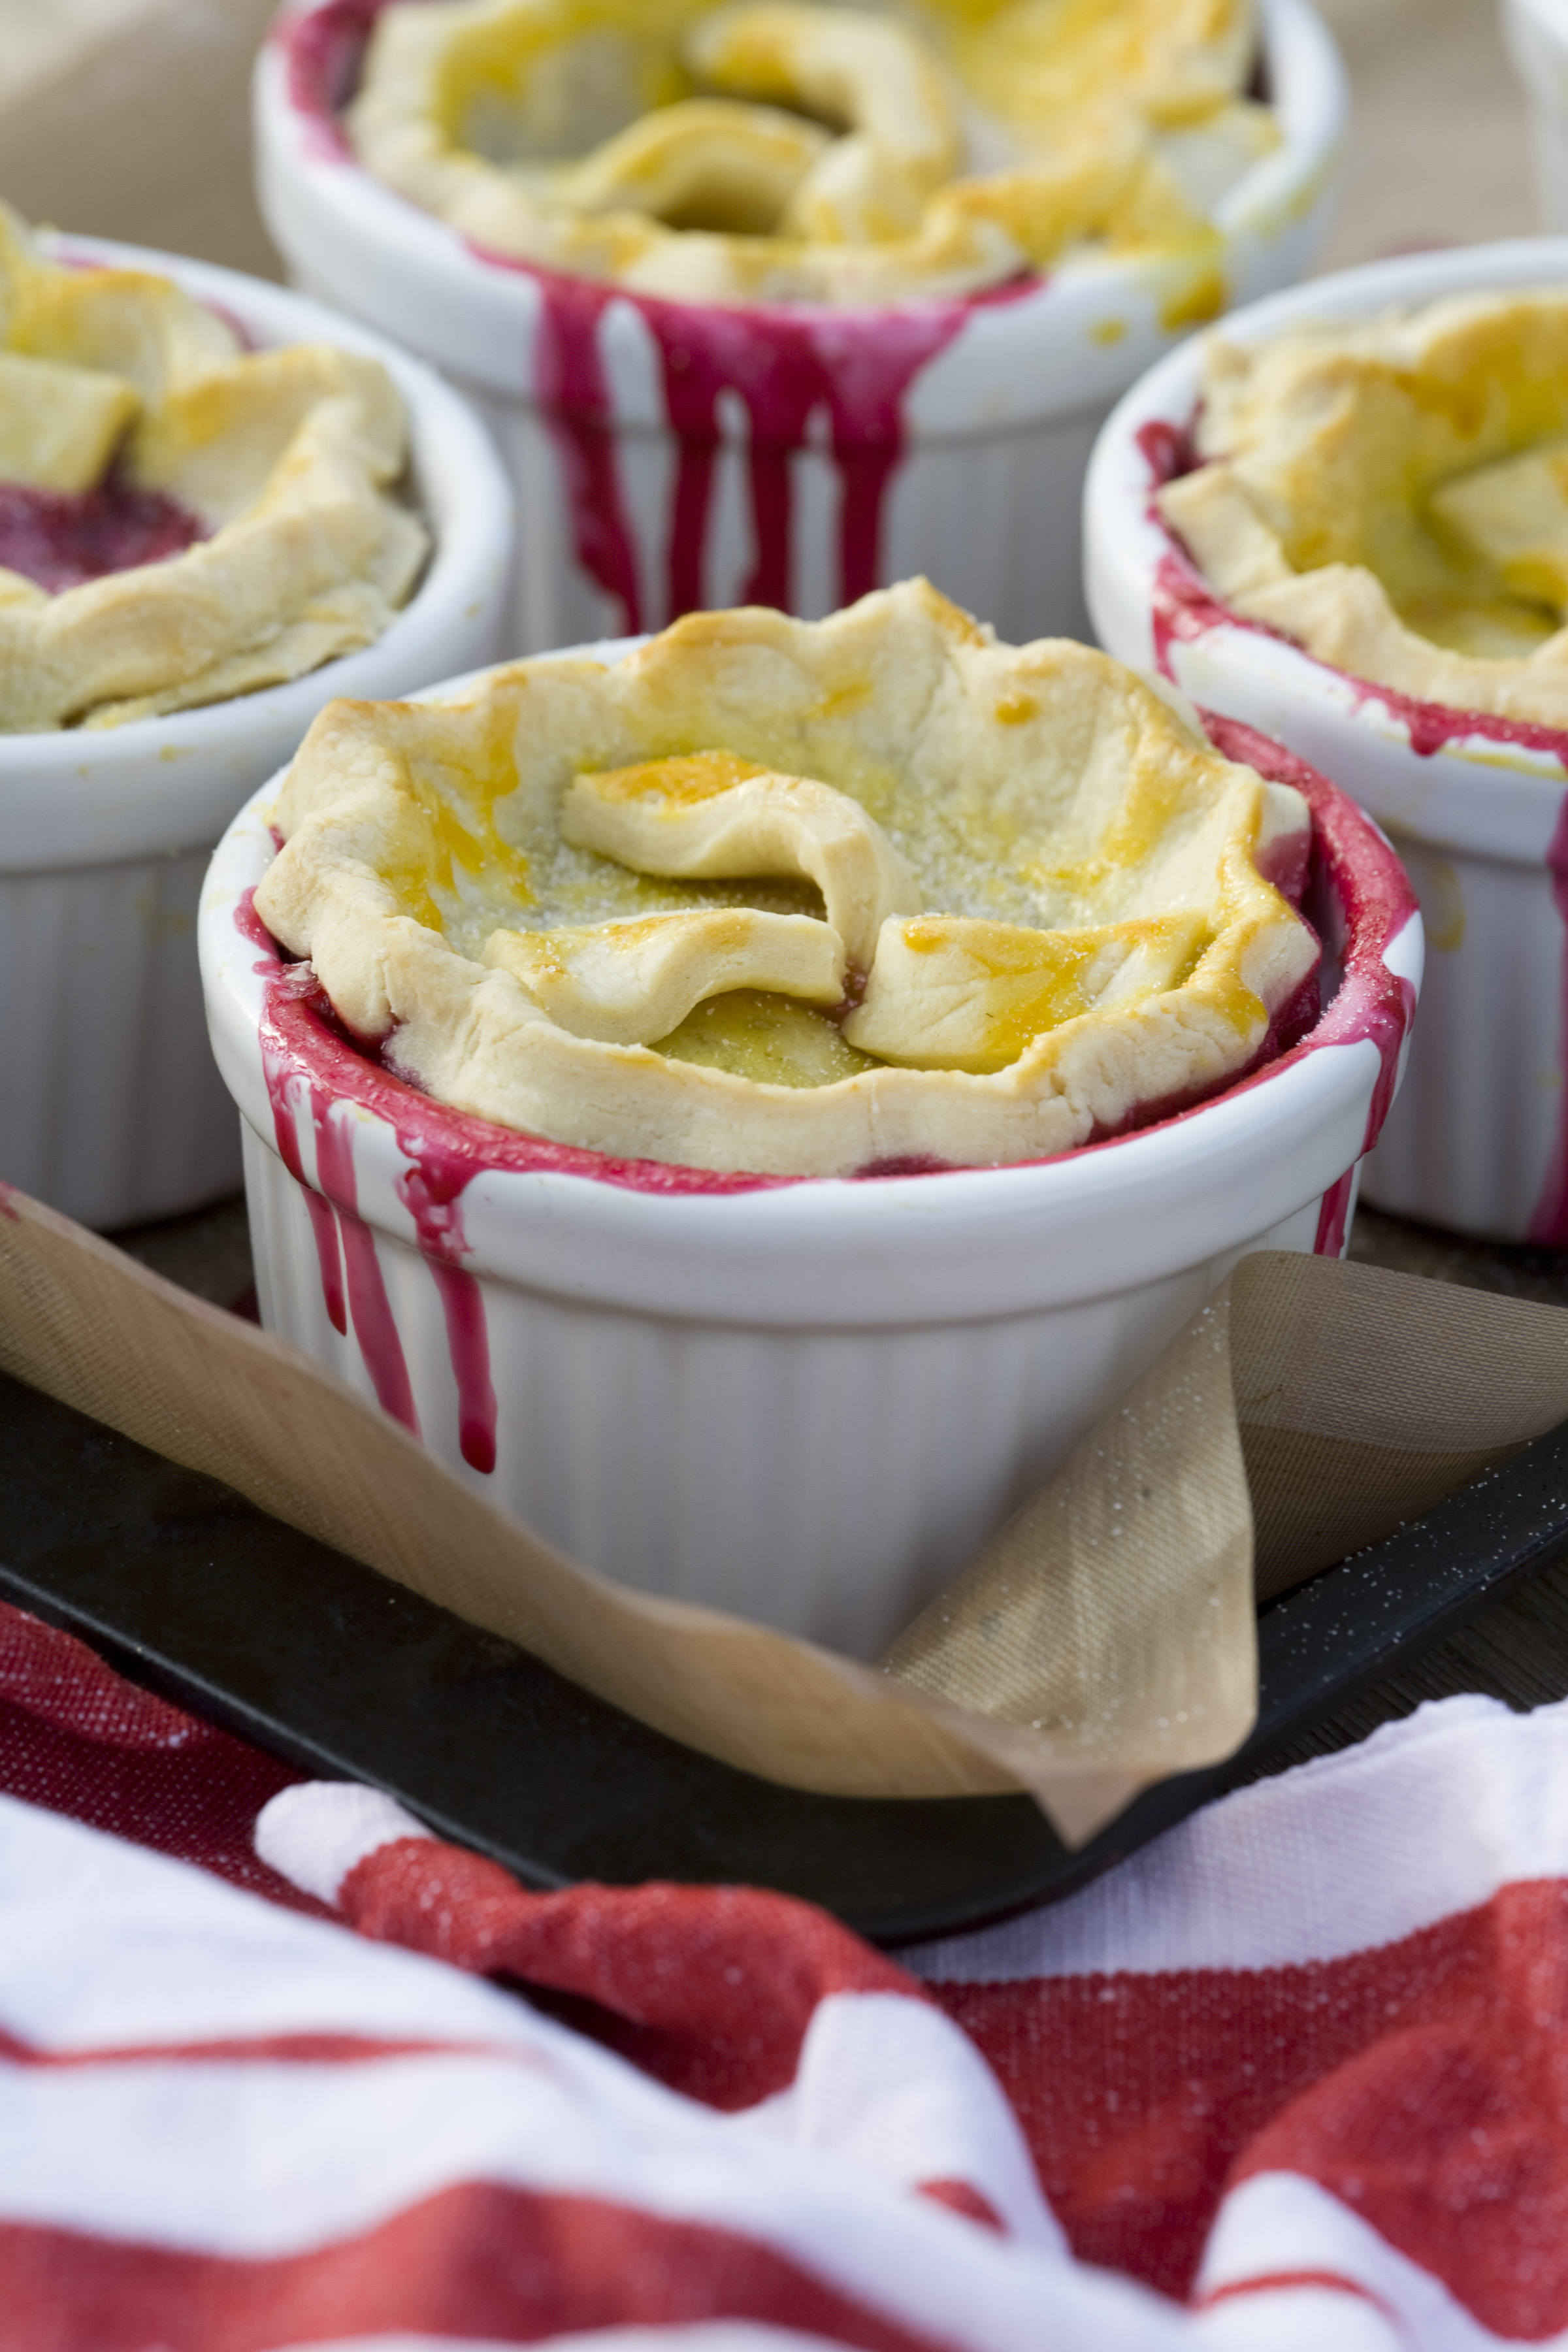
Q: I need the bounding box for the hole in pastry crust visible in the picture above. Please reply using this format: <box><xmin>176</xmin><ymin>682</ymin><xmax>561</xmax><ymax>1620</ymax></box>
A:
<box><xmin>651</xmin><ymin>985</ymin><xmax>878</xmax><ymax>1085</ymax></box>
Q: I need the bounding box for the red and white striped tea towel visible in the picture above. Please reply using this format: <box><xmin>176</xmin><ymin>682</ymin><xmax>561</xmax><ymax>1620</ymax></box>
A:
<box><xmin>4</xmin><ymin>1596</ymin><xmax>1566</xmax><ymax>2351</ymax></box>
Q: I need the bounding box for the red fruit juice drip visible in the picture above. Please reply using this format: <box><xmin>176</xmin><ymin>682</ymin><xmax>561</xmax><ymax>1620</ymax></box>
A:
<box><xmin>310</xmin><ymin>1077</ymin><xmax>423</xmax><ymax>1441</ymax></box>
<box><xmin>0</xmin><ymin>480</ymin><xmax>206</xmax><ymax>595</ymax></box>
<box><xmin>653</xmin><ymin>289</ymin><xmax>986</xmax><ymax>612</ymax></box>
<box><xmin>394</xmin><ymin>1157</ymin><xmax>498</xmax><ymax>1475</ymax></box>
<box><xmin>1313</xmin><ymin>1167</ymin><xmax>1357</xmax><ymax>1259</ymax></box>
<box><xmin>527</xmin><ymin>272</ymin><xmax>647</xmax><ymax>632</ymax></box>
<box><xmin>1334</xmin><ymin>665</ymin><xmax>1568</xmax><ymax>764</ymax></box>
<box><xmin>514</xmin><ymin>265</ymin><xmax>998</xmax><ymax>631</ymax></box>
<box><xmin>262</xmin><ymin>963</ymin><xmax>348</xmax><ymax>1337</ymax></box>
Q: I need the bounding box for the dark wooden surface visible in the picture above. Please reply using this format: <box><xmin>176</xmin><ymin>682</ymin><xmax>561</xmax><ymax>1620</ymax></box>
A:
<box><xmin>108</xmin><ymin>1194</ymin><xmax>1568</xmax><ymax>1782</ymax></box>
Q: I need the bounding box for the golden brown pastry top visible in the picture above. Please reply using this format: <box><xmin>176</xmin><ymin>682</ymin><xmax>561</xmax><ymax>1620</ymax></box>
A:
<box><xmin>1160</xmin><ymin>289</ymin><xmax>1568</xmax><ymax>730</ymax></box>
<box><xmin>347</xmin><ymin>0</ymin><xmax>1277</xmax><ymax>305</ymax></box>
<box><xmin>0</xmin><ymin>206</ymin><xmax>427</xmax><ymax>730</ymax></box>
<box><xmin>253</xmin><ymin>579</ymin><xmax>1317</xmax><ymax>1178</ymax></box>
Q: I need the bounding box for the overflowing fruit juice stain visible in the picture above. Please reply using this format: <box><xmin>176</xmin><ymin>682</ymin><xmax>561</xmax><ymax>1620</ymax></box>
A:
<box><xmin>1197</xmin><ymin>713</ymin><xmax>1418</xmax><ymax>1252</ymax></box>
<box><xmin>281</xmin><ymin>0</ymin><xmax>386</xmax><ymax>156</ymax></box>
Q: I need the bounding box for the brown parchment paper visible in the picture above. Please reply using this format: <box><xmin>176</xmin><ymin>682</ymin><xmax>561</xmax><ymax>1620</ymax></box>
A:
<box><xmin>4</xmin><ymin>1184</ymin><xmax>1568</xmax><ymax>1845</ymax></box>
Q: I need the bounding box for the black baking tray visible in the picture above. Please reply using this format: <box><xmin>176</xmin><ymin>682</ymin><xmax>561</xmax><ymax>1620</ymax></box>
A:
<box><xmin>3</xmin><ymin>1362</ymin><xmax>1568</xmax><ymax>1946</ymax></box>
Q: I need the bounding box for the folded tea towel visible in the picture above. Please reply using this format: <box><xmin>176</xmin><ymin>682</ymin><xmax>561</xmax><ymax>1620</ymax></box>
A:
<box><xmin>3</xmin><ymin>1592</ymin><xmax>1563</xmax><ymax>2352</ymax></box>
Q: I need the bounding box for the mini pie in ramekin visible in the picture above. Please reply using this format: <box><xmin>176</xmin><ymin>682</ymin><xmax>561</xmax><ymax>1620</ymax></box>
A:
<box><xmin>204</xmin><ymin>604</ymin><xmax>1418</xmax><ymax>1648</ymax></box>
<box><xmin>258</xmin><ymin>0</ymin><xmax>1343</xmax><ymax>653</ymax></box>
<box><xmin>0</xmin><ymin>204</ymin><xmax>426</xmax><ymax>730</ymax></box>
<box><xmin>1158</xmin><ymin>289</ymin><xmax>1568</xmax><ymax>732</ymax></box>
<box><xmin>347</xmin><ymin>0</ymin><xmax>1279</xmax><ymax>305</ymax></box>
<box><xmin>0</xmin><ymin>223</ymin><xmax>512</xmax><ymax>1232</ymax></box>
<box><xmin>254</xmin><ymin>578</ymin><xmax>1319</xmax><ymax>1178</ymax></box>
<box><xmin>1085</xmin><ymin>246</ymin><xmax>1568</xmax><ymax>1243</ymax></box>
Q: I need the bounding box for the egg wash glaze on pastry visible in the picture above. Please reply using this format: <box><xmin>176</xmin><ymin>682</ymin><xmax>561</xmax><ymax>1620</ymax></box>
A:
<box><xmin>252</xmin><ymin>579</ymin><xmax>1322</xmax><ymax>1183</ymax></box>
<box><xmin>1150</xmin><ymin>291</ymin><xmax>1568</xmax><ymax>751</ymax></box>
<box><xmin>1135</xmin><ymin>299</ymin><xmax>1568</xmax><ymax>1248</ymax></box>
<box><xmin>0</xmin><ymin>205</ymin><xmax>427</xmax><ymax>730</ymax></box>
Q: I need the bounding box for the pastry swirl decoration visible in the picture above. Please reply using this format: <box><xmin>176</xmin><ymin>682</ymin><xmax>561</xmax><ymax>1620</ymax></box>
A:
<box><xmin>254</xmin><ymin>581</ymin><xmax>1319</xmax><ymax>1179</ymax></box>
<box><xmin>347</xmin><ymin>0</ymin><xmax>1278</xmax><ymax>306</ymax></box>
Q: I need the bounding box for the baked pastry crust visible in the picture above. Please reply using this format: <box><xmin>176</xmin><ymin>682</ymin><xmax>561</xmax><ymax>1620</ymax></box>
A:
<box><xmin>1160</xmin><ymin>292</ymin><xmax>1568</xmax><ymax>730</ymax></box>
<box><xmin>254</xmin><ymin>579</ymin><xmax>1316</xmax><ymax>1178</ymax></box>
<box><xmin>347</xmin><ymin>0</ymin><xmax>1277</xmax><ymax>306</ymax></box>
<box><xmin>0</xmin><ymin>207</ymin><xmax>427</xmax><ymax>730</ymax></box>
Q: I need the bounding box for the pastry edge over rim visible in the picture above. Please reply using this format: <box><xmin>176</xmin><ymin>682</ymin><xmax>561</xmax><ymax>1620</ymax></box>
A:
<box><xmin>1157</xmin><ymin>289</ymin><xmax>1568</xmax><ymax>735</ymax></box>
<box><xmin>253</xmin><ymin>579</ymin><xmax>1319</xmax><ymax>1181</ymax></box>
<box><xmin>0</xmin><ymin>206</ymin><xmax>428</xmax><ymax>732</ymax></box>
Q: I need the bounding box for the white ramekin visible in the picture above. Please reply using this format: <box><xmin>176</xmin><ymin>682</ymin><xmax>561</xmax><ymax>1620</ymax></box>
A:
<box><xmin>253</xmin><ymin>0</ymin><xmax>1344</xmax><ymax>654</ymax></box>
<box><xmin>1085</xmin><ymin>238</ymin><xmax>1568</xmax><ymax>1245</ymax></box>
<box><xmin>2</xmin><ymin>235</ymin><xmax>514</xmax><ymax>1233</ymax></box>
<box><xmin>1503</xmin><ymin>0</ymin><xmax>1568</xmax><ymax>231</ymax></box>
<box><xmin>199</xmin><ymin>668</ymin><xmax>1420</xmax><ymax>1660</ymax></box>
